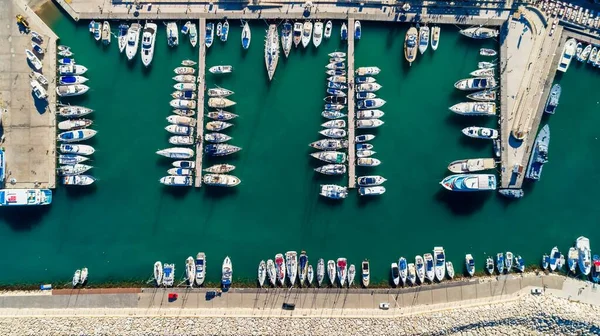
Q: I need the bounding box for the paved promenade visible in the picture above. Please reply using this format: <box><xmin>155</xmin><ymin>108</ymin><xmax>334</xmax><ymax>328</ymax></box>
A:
<box><xmin>1</xmin><ymin>0</ymin><xmax>57</xmax><ymax>189</ymax></box>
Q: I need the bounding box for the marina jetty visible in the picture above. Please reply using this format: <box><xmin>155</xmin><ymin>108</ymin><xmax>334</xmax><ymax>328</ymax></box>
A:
<box><xmin>2</xmin><ymin>0</ymin><xmax>57</xmax><ymax>191</ymax></box>
<box><xmin>194</xmin><ymin>18</ymin><xmax>207</xmax><ymax>187</ymax></box>
<box><xmin>0</xmin><ymin>275</ymin><xmax>600</xmax><ymax>334</ymax></box>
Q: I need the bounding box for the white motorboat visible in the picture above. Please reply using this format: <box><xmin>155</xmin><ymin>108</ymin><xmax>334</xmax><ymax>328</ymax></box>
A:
<box><xmin>327</xmin><ymin>260</ymin><xmax>336</xmax><ymax>285</ymax></box>
<box><xmin>454</xmin><ymin>77</ymin><xmax>497</xmax><ymax>91</ymax></box>
<box><xmin>355</xmin><ymin>134</ymin><xmax>375</xmax><ymax>143</ymax></box>
<box><xmin>314</xmin><ymin>164</ymin><xmax>346</xmax><ymax>175</ymax></box>
<box><xmin>154</xmin><ymin>261</ymin><xmax>163</xmax><ymax>285</ymax></box>
<box><xmin>446</xmin><ymin>261</ymin><xmax>455</xmax><ymax>279</ymax></box>
<box><xmin>356</xmin><ymin>67</ymin><xmax>380</xmax><ymax>76</ymax></box>
<box><xmin>398</xmin><ymin>257</ymin><xmax>408</xmax><ymax>285</ymax></box>
<box><xmin>361</xmin><ymin>260</ymin><xmax>369</xmax><ymax>287</ymax></box>
<box><xmin>286</xmin><ymin>251</ymin><xmax>298</xmax><ymax>286</ymax></box>
<box><xmin>433</xmin><ymin>247</ymin><xmax>446</xmax><ymax>282</ymax></box>
<box><xmin>165</xmin><ymin>124</ymin><xmax>193</xmax><ymax>136</ymax></box>
<box><xmin>208</xmin><ymin>97</ymin><xmax>235</xmax><ymax>108</ymax></box>
<box><xmin>205</xmin><ymin>22</ymin><xmax>214</xmax><ymax>48</ymax></box>
<box><xmin>174</xmin><ymin>83</ymin><xmax>197</xmax><ymax>91</ymax></box>
<box><xmin>58</xmin><ymin>119</ymin><xmax>93</xmax><ymax>131</ymax></box>
<box><xmin>58</xmin><ymin>105</ymin><xmax>94</xmax><ymax>118</ymax></box>
<box><xmin>415</xmin><ymin>255</ymin><xmax>425</xmax><ymax>283</ymax></box>
<box><xmin>203</xmin><ymin>164</ymin><xmax>235</xmax><ymax>174</ymax></box>
<box><xmin>60</xmin><ymin>144</ymin><xmax>95</xmax><ymax>155</ymax></box>
<box><xmin>195</xmin><ymin>252</ymin><xmax>206</xmax><ymax>286</ymax></box>
<box><xmin>466</xmin><ymin>90</ymin><xmax>496</xmax><ymax>102</ymax></box>
<box><xmin>207</xmin><ymin>87</ymin><xmax>234</xmax><ymax>97</ymax></box>
<box><xmin>431</xmin><ymin>26</ymin><xmax>440</xmax><ymax>51</ymax></box>
<box><xmin>156</xmin><ymin>147</ymin><xmax>194</xmax><ymax>159</ymax></box>
<box><xmin>216</xmin><ymin>22</ymin><xmax>222</xmax><ymax>38</ymax></box>
<box><xmin>167</xmin><ymin>115</ymin><xmax>196</xmax><ymax>126</ymax></box>
<box><xmin>174</xmin><ymin>160</ymin><xmax>195</xmax><ymax>169</ymax></box>
<box><xmin>465</xmin><ymin>254</ymin><xmax>475</xmax><ymax>276</ymax></box>
<box><xmin>220</xmin><ymin>20</ymin><xmax>229</xmax><ymax>42</ymax></box>
<box><xmin>418</xmin><ymin>26</ymin><xmax>430</xmax><ymax>54</ymax></box>
<box><xmin>80</xmin><ymin>267</ymin><xmax>88</xmax><ymax>284</ymax></box>
<box><xmin>293</xmin><ymin>22</ymin><xmax>303</xmax><ymax>48</ymax></box>
<box><xmin>168</xmin><ymin>167</ymin><xmax>193</xmax><ymax>176</ymax></box>
<box><xmin>173</xmin><ymin>75</ymin><xmax>196</xmax><ymax>83</ymax></box>
<box><xmin>341</xmin><ymin>23</ymin><xmax>348</xmax><ymax>41</ymax></box>
<box><xmin>311</xmin><ymin>151</ymin><xmax>346</xmax><ymax>164</ymax></box>
<box><xmin>459</xmin><ymin>27</ymin><xmax>499</xmax><ymax>39</ymax></box>
<box><xmin>162</xmin><ymin>263</ymin><xmax>175</xmax><ymax>287</ymax></box>
<box><xmin>447</xmin><ymin>158</ymin><xmax>495</xmax><ymax>173</ymax></box>
<box><xmin>557</xmin><ymin>38</ymin><xmax>577</xmax><ymax>73</ymax></box>
<box><xmin>576</xmin><ymin>236</ymin><xmax>592</xmax><ymax>275</ymax></box>
<box><xmin>313</xmin><ymin>21</ymin><xmax>323</xmax><ymax>48</ymax></box>
<box><xmin>317</xmin><ymin>259</ymin><xmax>325</xmax><ymax>287</ymax></box>
<box><xmin>206</xmin><ymin>121</ymin><xmax>233</xmax><ymax>132</ymax></box>
<box><xmin>449</xmin><ymin>102</ymin><xmax>496</xmax><ymax>116</ymax></box>
<box><xmin>280</xmin><ymin>21</ymin><xmax>292</xmax><ymax>57</ymax></box>
<box><xmin>407</xmin><ymin>263</ymin><xmax>417</xmax><ymax>285</ymax></box>
<box><xmin>356</xmin><ymin>149</ymin><xmax>375</xmax><ymax>158</ymax></box>
<box><xmin>357</xmin><ymin>175</ymin><xmax>386</xmax><ymax>186</ymax></box>
<box><xmin>58</xmin><ymin>64</ymin><xmax>88</xmax><ymax>75</ymax></box>
<box><xmin>204</xmin><ymin>132</ymin><xmax>232</xmax><ymax>143</ymax></box>
<box><xmin>189</xmin><ymin>23</ymin><xmax>198</xmax><ymax>47</ymax></box>
<box><xmin>356</xmin><ymin>92</ymin><xmax>376</xmax><ymax>100</ymax></box>
<box><xmin>462</xmin><ymin>126</ymin><xmax>498</xmax><ymax>139</ymax></box>
<box><xmin>357</xmin><ymin>98</ymin><xmax>386</xmax><ymax>110</ymax></box>
<box><xmin>101</xmin><ymin>21</ymin><xmax>111</xmax><ymax>45</ymax></box>
<box><xmin>275</xmin><ymin>253</ymin><xmax>286</xmax><ymax>286</ymax></box>
<box><xmin>89</xmin><ymin>21</ymin><xmax>101</xmax><ymax>41</ymax></box>
<box><xmin>241</xmin><ymin>21</ymin><xmax>251</xmax><ymax>50</ymax></box>
<box><xmin>59</xmin><ymin>154</ymin><xmax>89</xmax><ymax>165</ymax></box>
<box><xmin>58</xmin><ymin>75</ymin><xmax>88</xmax><ymax>85</ymax></box>
<box><xmin>181</xmin><ymin>21</ymin><xmax>190</xmax><ymax>35</ymax></box>
<box><xmin>347</xmin><ymin>264</ymin><xmax>355</xmax><ymax>286</ymax></box>
<box><xmin>319</xmin><ymin>128</ymin><xmax>347</xmax><ymax>139</ymax></box>
<box><xmin>32</xmin><ymin>71</ymin><xmax>49</xmax><ymax>86</ymax></box>
<box><xmin>258</xmin><ymin>260</ymin><xmax>266</xmax><ymax>287</ymax></box>
<box><xmin>174</xmin><ymin>67</ymin><xmax>195</xmax><ymax>75</ymax></box>
<box><xmin>329</xmin><ymin>51</ymin><xmax>346</xmax><ymax>58</ymax></box>
<box><xmin>56</xmin><ymin>85</ymin><xmax>89</xmax><ymax>97</ymax></box>
<box><xmin>301</xmin><ymin>21</ymin><xmax>313</xmax><ymax>48</ymax></box>
<box><xmin>470</xmin><ymin>68</ymin><xmax>494</xmax><ymax>77</ymax></box>
<box><xmin>391</xmin><ymin>263</ymin><xmax>400</xmax><ymax>286</ymax></box>
<box><xmin>58</xmin><ymin>164</ymin><xmax>93</xmax><ymax>176</ymax></box>
<box><xmin>266</xmin><ymin>259</ymin><xmax>276</xmax><ymax>286</ymax></box>
<box><xmin>320</xmin><ymin>184</ymin><xmax>348</xmax><ymax>199</ymax></box>
<box><xmin>62</xmin><ymin>175</ymin><xmax>96</xmax><ymax>186</ymax></box>
<box><xmin>166</xmin><ymin>22</ymin><xmax>179</xmax><ymax>47</ymax></box>
<box><xmin>185</xmin><ymin>256</ymin><xmax>195</xmax><ymax>286</ymax></box>
<box><xmin>171</xmin><ymin>91</ymin><xmax>196</xmax><ymax>100</ymax></box>
<box><xmin>356</xmin><ymin>158</ymin><xmax>381</xmax><ymax>167</ymax></box>
<box><xmin>204</xmin><ymin>144</ymin><xmax>241</xmax><ymax>156</ymax></box>
<box><xmin>159</xmin><ymin>175</ymin><xmax>192</xmax><ymax>186</ymax></box>
<box><xmin>322</xmin><ymin>110</ymin><xmax>346</xmax><ymax>119</ymax></box>
<box><xmin>356</xmin><ymin>119</ymin><xmax>384</xmax><ymax>129</ymax></box>
<box><xmin>358</xmin><ymin>186</ymin><xmax>385</xmax><ymax>196</ymax></box>
<box><xmin>356</xmin><ymin>83</ymin><xmax>382</xmax><ymax>92</ymax></box>
<box><xmin>357</xmin><ymin>110</ymin><xmax>384</xmax><ymax>119</ymax></box>
<box><xmin>354</xmin><ymin>20</ymin><xmax>361</xmax><ymax>40</ymax></box>
<box><xmin>72</xmin><ymin>269</ymin><xmax>81</xmax><ymax>287</ymax></box>
<box><xmin>31</xmin><ymin>80</ymin><xmax>47</xmax><ymax>99</ymax></box>
<box><xmin>140</xmin><ymin>23</ymin><xmax>157</xmax><ymax>67</ymax></box>
<box><xmin>170</xmin><ymin>99</ymin><xmax>197</xmax><ymax>109</ymax></box>
<box><xmin>57</xmin><ymin>129</ymin><xmax>97</xmax><ymax>143</ymax></box>
<box><xmin>307</xmin><ymin>265</ymin><xmax>314</xmax><ymax>286</ymax></box>
<box><xmin>505</xmin><ymin>251</ymin><xmax>514</xmax><ymax>273</ymax></box>
<box><xmin>117</xmin><ymin>23</ymin><xmax>128</xmax><ymax>53</ymax></box>
<box><xmin>324</xmin><ymin>21</ymin><xmax>332</xmax><ymax>39</ymax></box>
<box><xmin>169</xmin><ymin>136</ymin><xmax>194</xmax><ymax>146</ymax></box>
<box><xmin>32</xmin><ymin>43</ymin><xmax>44</xmax><ymax>56</ymax></box>
<box><xmin>265</xmin><ymin>24</ymin><xmax>279</xmax><ymax>81</ymax></box>
<box><xmin>321</xmin><ymin>120</ymin><xmax>346</xmax><ymax>128</ymax></box>
<box><xmin>203</xmin><ymin>174</ymin><xmax>241</xmax><ymax>187</ymax></box>
<box><xmin>209</xmin><ymin>65</ymin><xmax>233</xmax><ymax>74</ymax></box>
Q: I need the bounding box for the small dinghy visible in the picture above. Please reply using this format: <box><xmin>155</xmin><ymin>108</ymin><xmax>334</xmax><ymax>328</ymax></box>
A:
<box><xmin>63</xmin><ymin>175</ymin><xmax>96</xmax><ymax>186</ymax></box>
<box><xmin>57</xmin><ymin>129</ymin><xmax>97</xmax><ymax>143</ymax></box>
<box><xmin>203</xmin><ymin>164</ymin><xmax>235</xmax><ymax>174</ymax></box>
<box><xmin>173</xmin><ymin>83</ymin><xmax>197</xmax><ymax>91</ymax></box>
<box><xmin>207</xmin><ymin>110</ymin><xmax>238</xmax><ymax>121</ymax></box>
<box><xmin>181</xmin><ymin>60</ymin><xmax>196</xmax><ymax>66</ymax></box>
<box><xmin>207</xmin><ymin>87</ymin><xmax>234</xmax><ymax>97</ymax></box>
<box><xmin>171</xmin><ymin>91</ymin><xmax>197</xmax><ymax>100</ymax></box>
<box><xmin>204</xmin><ymin>144</ymin><xmax>241</xmax><ymax>156</ymax></box>
<box><xmin>58</xmin><ymin>164</ymin><xmax>93</xmax><ymax>176</ymax></box>
<box><xmin>173</xmin><ymin>75</ymin><xmax>196</xmax><ymax>83</ymax></box>
<box><xmin>208</xmin><ymin>98</ymin><xmax>236</xmax><ymax>108</ymax></box>
<box><xmin>319</xmin><ymin>128</ymin><xmax>347</xmax><ymax>139</ymax></box>
<box><xmin>204</xmin><ymin>132</ymin><xmax>232</xmax><ymax>143</ymax></box>
<box><xmin>60</xmin><ymin>144</ymin><xmax>95</xmax><ymax>155</ymax></box>
<box><xmin>357</xmin><ymin>119</ymin><xmax>384</xmax><ymax>129</ymax></box>
<box><xmin>173</xmin><ymin>160</ymin><xmax>195</xmax><ymax>169</ymax></box>
<box><xmin>59</xmin><ymin>154</ymin><xmax>89</xmax><ymax>165</ymax></box>
<box><xmin>160</xmin><ymin>175</ymin><xmax>192</xmax><ymax>186</ymax></box>
<box><xmin>58</xmin><ymin>105</ymin><xmax>94</xmax><ymax>118</ymax></box>
<box><xmin>165</xmin><ymin>124</ymin><xmax>193</xmax><ymax>136</ymax></box>
<box><xmin>59</xmin><ymin>75</ymin><xmax>88</xmax><ymax>85</ymax></box>
<box><xmin>170</xmin><ymin>99</ymin><xmax>197</xmax><ymax>109</ymax></box>
<box><xmin>209</xmin><ymin>65</ymin><xmax>233</xmax><ymax>74</ymax></box>
<box><xmin>206</xmin><ymin>121</ymin><xmax>233</xmax><ymax>132</ymax></box>
<box><xmin>167</xmin><ymin>168</ymin><xmax>193</xmax><ymax>176</ymax></box>
<box><xmin>167</xmin><ymin>115</ymin><xmax>196</xmax><ymax>126</ymax></box>
<box><xmin>58</xmin><ymin>118</ymin><xmax>93</xmax><ymax>130</ymax></box>
<box><xmin>321</xmin><ymin>120</ymin><xmax>346</xmax><ymax>128</ymax></box>
<box><xmin>169</xmin><ymin>136</ymin><xmax>194</xmax><ymax>146</ymax></box>
<box><xmin>174</xmin><ymin>67</ymin><xmax>195</xmax><ymax>75</ymax></box>
<box><xmin>181</xmin><ymin>21</ymin><xmax>191</xmax><ymax>35</ymax></box>
<box><xmin>156</xmin><ymin>147</ymin><xmax>195</xmax><ymax>159</ymax></box>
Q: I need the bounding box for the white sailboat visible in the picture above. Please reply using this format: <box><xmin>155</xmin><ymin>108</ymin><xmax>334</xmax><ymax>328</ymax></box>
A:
<box><xmin>286</xmin><ymin>251</ymin><xmax>298</xmax><ymax>286</ymax></box>
<box><xmin>186</xmin><ymin>256</ymin><xmax>195</xmax><ymax>286</ymax></box>
<box><xmin>264</xmin><ymin>24</ymin><xmax>279</xmax><ymax>81</ymax></box>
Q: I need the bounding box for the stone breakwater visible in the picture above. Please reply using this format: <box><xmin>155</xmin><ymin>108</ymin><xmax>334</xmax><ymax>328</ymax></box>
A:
<box><xmin>0</xmin><ymin>295</ymin><xmax>599</xmax><ymax>335</ymax></box>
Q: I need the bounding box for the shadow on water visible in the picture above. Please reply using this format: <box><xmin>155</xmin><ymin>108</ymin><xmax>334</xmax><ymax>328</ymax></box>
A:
<box><xmin>162</xmin><ymin>185</ymin><xmax>191</xmax><ymax>199</ymax></box>
<box><xmin>0</xmin><ymin>205</ymin><xmax>50</xmax><ymax>232</ymax></box>
<box><xmin>203</xmin><ymin>186</ymin><xmax>238</xmax><ymax>199</ymax></box>
<box><xmin>458</xmin><ymin>135</ymin><xmax>492</xmax><ymax>151</ymax></box>
<box><xmin>434</xmin><ymin>188</ymin><xmax>490</xmax><ymax>216</ymax></box>
<box><xmin>64</xmin><ymin>184</ymin><xmax>98</xmax><ymax>199</ymax></box>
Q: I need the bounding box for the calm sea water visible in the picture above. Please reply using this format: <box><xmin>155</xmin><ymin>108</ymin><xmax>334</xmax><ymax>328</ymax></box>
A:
<box><xmin>5</xmin><ymin>3</ymin><xmax>598</xmax><ymax>285</ymax></box>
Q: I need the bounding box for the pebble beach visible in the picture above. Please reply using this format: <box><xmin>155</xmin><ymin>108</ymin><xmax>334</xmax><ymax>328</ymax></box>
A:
<box><xmin>1</xmin><ymin>295</ymin><xmax>598</xmax><ymax>335</ymax></box>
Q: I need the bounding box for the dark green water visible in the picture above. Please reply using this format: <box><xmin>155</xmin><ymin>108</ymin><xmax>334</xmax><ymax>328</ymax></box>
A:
<box><xmin>7</xmin><ymin>3</ymin><xmax>598</xmax><ymax>286</ymax></box>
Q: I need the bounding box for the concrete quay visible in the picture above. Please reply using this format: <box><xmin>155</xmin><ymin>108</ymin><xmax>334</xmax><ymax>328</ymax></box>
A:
<box><xmin>194</xmin><ymin>18</ymin><xmax>206</xmax><ymax>188</ymax></box>
<box><xmin>1</xmin><ymin>0</ymin><xmax>57</xmax><ymax>189</ymax></box>
<box><xmin>346</xmin><ymin>18</ymin><xmax>356</xmax><ymax>189</ymax></box>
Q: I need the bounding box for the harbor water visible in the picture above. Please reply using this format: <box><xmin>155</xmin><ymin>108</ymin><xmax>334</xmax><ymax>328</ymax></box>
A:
<box><xmin>4</xmin><ymin>3</ymin><xmax>599</xmax><ymax>286</ymax></box>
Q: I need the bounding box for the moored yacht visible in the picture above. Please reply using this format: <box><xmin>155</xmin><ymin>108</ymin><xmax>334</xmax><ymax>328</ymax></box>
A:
<box><xmin>525</xmin><ymin>125</ymin><xmax>549</xmax><ymax>180</ymax></box>
<box><xmin>166</xmin><ymin>22</ymin><xmax>179</xmax><ymax>47</ymax></box>
<box><xmin>459</xmin><ymin>27</ymin><xmax>499</xmax><ymax>39</ymax></box>
<box><xmin>415</xmin><ymin>256</ymin><xmax>425</xmax><ymax>283</ymax></box>
<box><xmin>431</xmin><ymin>26</ymin><xmax>440</xmax><ymax>50</ymax></box>
<box><xmin>140</xmin><ymin>22</ymin><xmax>157</xmax><ymax>67</ymax></box>
<box><xmin>462</xmin><ymin>126</ymin><xmax>498</xmax><ymax>139</ymax></box>
<box><xmin>337</xmin><ymin>258</ymin><xmax>348</xmax><ymax>287</ymax></box>
<box><xmin>358</xmin><ymin>186</ymin><xmax>385</xmax><ymax>196</ymax></box>
<box><xmin>275</xmin><ymin>254</ymin><xmax>286</xmax><ymax>286</ymax></box>
<box><xmin>265</xmin><ymin>24</ymin><xmax>279</xmax><ymax>81</ymax></box>
<box><xmin>454</xmin><ymin>77</ymin><xmax>497</xmax><ymax>91</ymax></box>
<box><xmin>447</xmin><ymin>158</ymin><xmax>495</xmax><ymax>173</ymax></box>
<box><xmin>314</xmin><ymin>164</ymin><xmax>346</xmax><ymax>175</ymax></box>
<box><xmin>203</xmin><ymin>174</ymin><xmax>241</xmax><ymax>187</ymax></box>
<box><xmin>298</xmin><ymin>251</ymin><xmax>308</xmax><ymax>286</ymax></box>
<box><xmin>286</xmin><ymin>251</ymin><xmax>298</xmax><ymax>286</ymax></box>
<box><xmin>281</xmin><ymin>21</ymin><xmax>292</xmax><ymax>57</ymax></box>
<box><xmin>557</xmin><ymin>38</ymin><xmax>577</xmax><ymax>73</ymax></box>
<box><xmin>293</xmin><ymin>22</ymin><xmax>302</xmax><ymax>47</ymax></box>
<box><xmin>496</xmin><ymin>253</ymin><xmax>504</xmax><ymax>274</ymax></box>
<box><xmin>340</xmin><ymin>23</ymin><xmax>348</xmax><ymax>41</ymax></box>
<box><xmin>466</xmin><ymin>90</ymin><xmax>496</xmax><ymax>102</ymax></box>
<box><xmin>577</xmin><ymin>236</ymin><xmax>592</xmax><ymax>276</ymax></box>
<box><xmin>320</xmin><ymin>184</ymin><xmax>348</xmax><ymax>199</ymax></box>
<box><xmin>206</xmin><ymin>22</ymin><xmax>214</xmax><ymax>48</ymax></box>
<box><xmin>418</xmin><ymin>26</ymin><xmax>430</xmax><ymax>54</ymax></box>
<box><xmin>544</xmin><ymin>84</ymin><xmax>561</xmax><ymax>114</ymax></box>
<box><xmin>222</xmin><ymin>256</ymin><xmax>232</xmax><ymax>288</ymax></box>
<box><xmin>313</xmin><ymin>21</ymin><xmax>323</xmax><ymax>48</ymax></box>
<box><xmin>241</xmin><ymin>21</ymin><xmax>250</xmax><ymax>50</ymax></box>
<box><xmin>310</xmin><ymin>151</ymin><xmax>346</xmax><ymax>164</ymax></box>
<box><xmin>301</xmin><ymin>21</ymin><xmax>312</xmax><ymax>48</ymax></box>
<box><xmin>125</xmin><ymin>23</ymin><xmax>141</xmax><ymax>60</ymax></box>
<box><xmin>449</xmin><ymin>102</ymin><xmax>496</xmax><ymax>116</ymax></box>
<box><xmin>440</xmin><ymin>174</ymin><xmax>496</xmax><ymax>192</ymax></box>
<box><xmin>391</xmin><ymin>263</ymin><xmax>400</xmax><ymax>286</ymax></box>
<box><xmin>398</xmin><ymin>257</ymin><xmax>408</xmax><ymax>285</ymax></box>
<box><xmin>465</xmin><ymin>254</ymin><xmax>475</xmax><ymax>276</ymax></box>
<box><xmin>404</xmin><ymin>27</ymin><xmax>418</xmax><ymax>65</ymax></box>
<box><xmin>424</xmin><ymin>253</ymin><xmax>434</xmax><ymax>282</ymax></box>
<box><xmin>361</xmin><ymin>260</ymin><xmax>370</xmax><ymax>287</ymax></box>
<box><xmin>195</xmin><ymin>252</ymin><xmax>206</xmax><ymax>286</ymax></box>
<box><xmin>317</xmin><ymin>259</ymin><xmax>325</xmax><ymax>287</ymax></box>
<box><xmin>0</xmin><ymin>188</ymin><xmax>52</xmax><ymax>206</ymax></box>
<box><xmin>433</xmin><ymin>247</ymin><xmax>445</xmax><ymax>282</ymax></box>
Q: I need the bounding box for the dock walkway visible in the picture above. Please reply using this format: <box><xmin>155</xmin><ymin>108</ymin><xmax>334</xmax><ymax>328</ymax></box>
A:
<box><xmin>1</xmin><ymin>0</ymin><xmax>58</xmax><ymax>189</ymax></box>
<box><xmin>194</xmin><ymin>18</ymin><xmax>206</xmax><ymax>188</ymax></box>
<box><xmin>347</xmin><ymin>18</ymin><xmax>356</xmax><ymax>189</ymax></box>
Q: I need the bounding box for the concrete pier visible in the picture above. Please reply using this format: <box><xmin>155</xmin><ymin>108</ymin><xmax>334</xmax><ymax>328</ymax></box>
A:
<box><xmin>347</xmin><ymin>18</ymin><xmax>356</xmax><ymax>189</ymax></box>
<box><xmin>1</xmin><ymin>0</ymin><xmax>57</xmax><ymax>189</ymax></box>
<box><xmin>194</xmin><ymin>18</ymin><xmax>206</xmax><ymax>188</ymax></box>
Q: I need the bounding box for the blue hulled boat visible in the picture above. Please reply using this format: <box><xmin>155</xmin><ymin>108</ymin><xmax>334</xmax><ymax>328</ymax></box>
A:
<box><xmin>525</xmin><ymin>125</ymin><xmax>550</xmax><ymax>180</ymax></box>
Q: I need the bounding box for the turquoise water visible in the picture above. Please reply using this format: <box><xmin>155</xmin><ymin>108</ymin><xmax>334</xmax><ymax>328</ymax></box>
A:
<box><xmin>5</xmin><ymin>3</ymin><xmax>598</xmax><ymax>286</ymax></box>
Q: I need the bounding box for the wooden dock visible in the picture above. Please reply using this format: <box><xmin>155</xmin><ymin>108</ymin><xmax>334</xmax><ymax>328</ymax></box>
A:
<box><xmin>194</xmin><ymin>18</ymin><xmax>206</xmax><ymax>188</ymax></box>
<box><xmin>347</xmin><ymin>18</ymin><xmax>356</xmax><ymax>189</ymax></box>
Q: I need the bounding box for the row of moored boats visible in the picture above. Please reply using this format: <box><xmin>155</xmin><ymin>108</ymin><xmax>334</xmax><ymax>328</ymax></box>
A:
<box><xmin>404</xmin><ymin>25</ymin><xmax>441</xmax><ymax>66</ymax></box>
<box><xmin>541</xmin><ymin>237</ymin><xmax>597</xmax><ymax>281</ymax></box>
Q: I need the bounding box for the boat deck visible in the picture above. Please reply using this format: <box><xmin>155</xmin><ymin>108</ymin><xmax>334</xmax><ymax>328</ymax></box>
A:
<box><xmin>347</xmin><ymin>18</ymin><xmax>356</xmax><ymax>189</ymax></box>
<box><xmin>194</xmin><ymin>18</ymin><xmax>206</xmax><ymax>188</ymax></box>
<box><xmin>1</xmin><ymin>1</ymin><xmax>57</xmax><ymax>189</ymax></box>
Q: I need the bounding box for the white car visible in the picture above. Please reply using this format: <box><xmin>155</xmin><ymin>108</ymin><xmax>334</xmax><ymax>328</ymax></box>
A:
<box><xmin>531</xmin><ymin>288</ymin><xmax>543</xmax><ymax>295</ymax></box>
<box><xmin>379</xmin><ymin>302</ymin><xmax>390</xmax><ymax>310</ymax></box>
